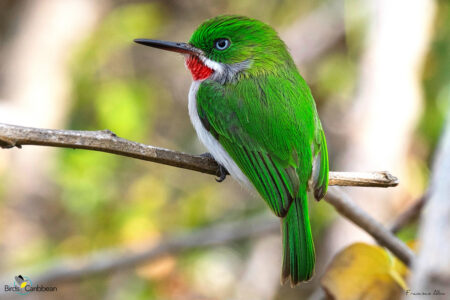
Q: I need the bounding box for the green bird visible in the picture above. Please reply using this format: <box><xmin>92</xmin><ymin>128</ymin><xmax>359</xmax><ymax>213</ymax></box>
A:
<box><xmin>135</xmin><ymin>15</ymin><xmax>329</xmax><ymax>285</ymax></box>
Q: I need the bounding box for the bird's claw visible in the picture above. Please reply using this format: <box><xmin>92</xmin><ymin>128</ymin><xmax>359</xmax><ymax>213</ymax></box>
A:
<box><xmin>200</xmin><ymin>153</ymin><xmax>228</xmax><ymax>182</ymax></box>
<box><xmin>216</xmin><ymin>164</ymin><xmax>229</xmax><ymax>182</ymax></box>
<box><xmin>200</xmin><ymin>152</ymin><xmax>214</xmax><ymax>159</ymax></box>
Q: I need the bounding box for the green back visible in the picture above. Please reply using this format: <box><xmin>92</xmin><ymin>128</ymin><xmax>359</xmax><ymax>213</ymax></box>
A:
<box><xmin>197</xmin><ymin>68</ymin><xmax>327</xmax><ymax>215</ymax></box>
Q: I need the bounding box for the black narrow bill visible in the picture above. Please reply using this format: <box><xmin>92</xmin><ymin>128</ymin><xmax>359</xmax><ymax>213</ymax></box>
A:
<box><xmin>133</xmin><ymin>39</ymin><xmax>201</xmax><ymax>55</ymax></box>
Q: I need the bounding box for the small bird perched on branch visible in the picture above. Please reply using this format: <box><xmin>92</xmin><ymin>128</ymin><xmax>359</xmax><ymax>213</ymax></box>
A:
<box><xmin>135</xmin><ymin>15</ymin><xmax>329</xmax><ymax>286</ymax></box>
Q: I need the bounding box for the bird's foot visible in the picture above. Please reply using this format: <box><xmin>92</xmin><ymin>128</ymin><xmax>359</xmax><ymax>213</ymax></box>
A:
<box><xmin>216</xmin><ymin>164</ymin><xmax>229</xmax><ymax>182</ymax></box>
<box><xmin>200</xmin><ymin>153</ymin><xmax>229</xmax><ymax>182</ymax></box>
<box><xmin>200</xmin><ymin>152</ymin><xmax>214</xmax><ymax>159</ymax></box>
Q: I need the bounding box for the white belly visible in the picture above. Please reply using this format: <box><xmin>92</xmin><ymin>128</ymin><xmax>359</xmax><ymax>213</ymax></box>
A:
<box><xmin>188</xmin><ymin>81</ymin><xmax>253</xmax><ymax>189</ymax></box>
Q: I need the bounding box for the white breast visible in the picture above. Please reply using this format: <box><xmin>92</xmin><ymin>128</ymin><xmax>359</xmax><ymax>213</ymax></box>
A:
<box><xmin>188</xmin><ymin>81</ymin><xmax>253</xmax><ymax>190</ymax></box>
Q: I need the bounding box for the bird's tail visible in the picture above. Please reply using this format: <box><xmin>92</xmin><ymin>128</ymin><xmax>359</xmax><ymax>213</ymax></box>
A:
<box><xmin>281</xmin><ymin>191</ymin><xmax>315</xmax><ymax>285</ymax></box>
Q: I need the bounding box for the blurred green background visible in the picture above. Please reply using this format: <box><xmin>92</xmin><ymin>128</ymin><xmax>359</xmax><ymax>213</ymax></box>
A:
<box><xmin>0</xmin><ymin>0</ymin><xmax>448</xmax><ymax>299</ymax></box>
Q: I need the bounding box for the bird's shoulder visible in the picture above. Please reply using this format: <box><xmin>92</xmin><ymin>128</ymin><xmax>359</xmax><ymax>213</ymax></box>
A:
<box><xmin>196</xmin><ymin>73</ymin><xmax>318</xmax><ymax>154</ymax></box>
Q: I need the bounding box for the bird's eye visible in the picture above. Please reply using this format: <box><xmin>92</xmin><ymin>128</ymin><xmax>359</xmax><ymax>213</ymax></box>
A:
<box><xmin>214</xmin><ymin>38</ymin><xmax>230</xmax><ymax>50</ymax></box>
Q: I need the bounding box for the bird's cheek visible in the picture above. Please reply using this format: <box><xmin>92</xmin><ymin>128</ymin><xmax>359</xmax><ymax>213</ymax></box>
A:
<box><xmin>185</xmin><ymin>55</ymin><xmax>214</xmax><ymax>81</ymax></box>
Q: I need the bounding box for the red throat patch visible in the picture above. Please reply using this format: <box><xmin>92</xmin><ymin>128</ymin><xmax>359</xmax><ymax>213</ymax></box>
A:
<box><xmin>185</xmin><ymin>55</ymin><xmax>213</xmax><ymax>81</ymax></box>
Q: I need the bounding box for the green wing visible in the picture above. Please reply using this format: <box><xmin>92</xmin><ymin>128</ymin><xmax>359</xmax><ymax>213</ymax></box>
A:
<box><xmin>313</xmin><ymin>128</ymin><xmax>329</xmax><ymax>200</ymax></box>
<box><xmin>197</xmin><ymin>73</ymin><xmax>324</xmax><ymax>217</ymax></box>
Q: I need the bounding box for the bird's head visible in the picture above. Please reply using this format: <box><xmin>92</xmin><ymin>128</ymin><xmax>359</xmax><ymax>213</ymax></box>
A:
<box><xmin>135</xmin><ymin>15</ymin><xmax>293</xmax><ymax>83</ymax></box>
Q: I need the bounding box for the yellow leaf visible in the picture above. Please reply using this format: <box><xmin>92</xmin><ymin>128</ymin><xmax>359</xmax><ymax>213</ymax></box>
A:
<box><xmin>321</xmin><ymin>243</ymin><xmax>408</xmax><ymax>300</ymax></box>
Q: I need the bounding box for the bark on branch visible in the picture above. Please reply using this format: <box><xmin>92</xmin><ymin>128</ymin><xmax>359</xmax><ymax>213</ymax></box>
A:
<box><xmin>0</xmin><ymin>123</ymin><xmax>399</xmax><ymax>187</ymax></box>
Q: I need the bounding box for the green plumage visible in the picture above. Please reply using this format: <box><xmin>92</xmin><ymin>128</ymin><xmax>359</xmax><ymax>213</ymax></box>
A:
<box><xmin>190</xmin><ymin>16</ymin><xmax>329</xmax><ymax>285</ymax></box>
<box><xmin>136</xmin><ymin>15</ymin><xmax>329</xmax><ymax>286</ymax></box>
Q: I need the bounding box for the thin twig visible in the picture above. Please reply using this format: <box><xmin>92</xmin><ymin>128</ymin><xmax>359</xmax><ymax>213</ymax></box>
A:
<box><xmin>390</xmin><ymin>193</ymin><xmax>428</xmax><ymax>234</ymax></box>
<box><xmin>0</xmin><ymin>123</ymin><xmax>399</xmax><ymax>187</ymax></box>
<box><xmin>325</xmin><ymin>187</ymin><xmax>415</xmax><ymax>266</ymax></box>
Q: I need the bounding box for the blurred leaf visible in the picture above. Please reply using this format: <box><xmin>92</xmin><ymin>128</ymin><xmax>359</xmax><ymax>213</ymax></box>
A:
<box><xmin>58</xmin><ymin>150</ymin><xmax>118</xmax><ymax>215</ymax></box>
<box><xmin>396</xmin><ymin>223</ymin><xmax>419</xmax><ymax>243</ymax></box>
<box><xmin>321</xmin><ymin>243</ymin><xmax>408</xmax><ymax>300</ymax></box>
<box><xmin>55</xmin><ymin>3</ymin><xmax>168</xmax><ymax>254</ymax></box>
<box><xmin>73</xmin><ymin>3</ymin><xmax>164</xmax><ymax>73</ymax></box>
<box><xmin>344</xmin><ymin>0</ymin><xmax>369</xmax><ymax>57</ymax></box>
<box><xmin>137</xmin><ymin>256</ymin><xmax>176</xmax><ymax>280</ymax></box>
<box><xmin>95</xmin><ymin>80</ymin><xmax>152</xmax><ymax>141</ymax></box>
<box><xmin>69</xmin><ymin>2</ymin><xmax>164</xmax><ymax>131</ymax></box>
<box><xmin>57</xmin><ymin>235</ymin><xmax>90</xmax><ymax>256</ymax></box>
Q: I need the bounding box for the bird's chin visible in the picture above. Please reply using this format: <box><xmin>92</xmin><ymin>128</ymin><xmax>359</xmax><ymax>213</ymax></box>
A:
<box><xmin>185</xmin><ymin>55</ymin><xmax>214</xmax><ymax>81</ymax></box>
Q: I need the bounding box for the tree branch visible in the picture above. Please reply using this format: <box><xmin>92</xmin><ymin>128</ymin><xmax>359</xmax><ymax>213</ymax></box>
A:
<box><xmin>390</xmin><ymin>193</ymin><xmax>428</xmax><ymax>234</ymax></box>
<box><xmin>0</xmin><ymin>123</ymin><xmax>399</xmax><ymax>188</ymax></box>
<box><xmin>325</xmin><ymin>187</ymin><xmax>415</xmax><ymax>266</ymax></box>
